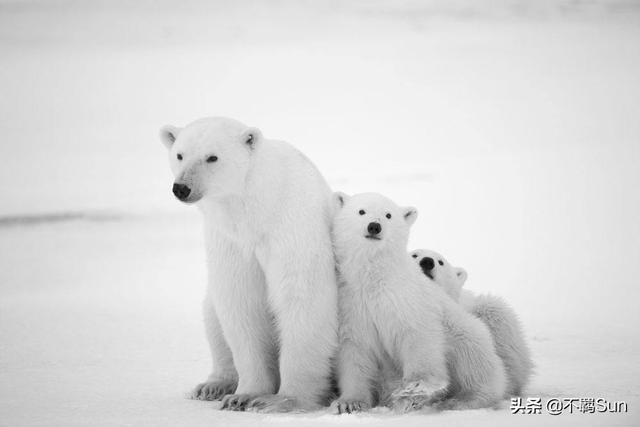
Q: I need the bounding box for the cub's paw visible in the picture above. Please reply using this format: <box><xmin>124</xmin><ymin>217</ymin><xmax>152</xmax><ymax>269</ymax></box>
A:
<box><xmin>435</xmin><ymin>398</ymin><xmax>463</xmax><ymax>410</ymax></box>
<box><xmin>247</xmin><ymin>394</ymin><xmax>306</xmax><ymax>413</ymax></box>
<box><xmin>391</xmin><ymin>378</ymin><xmax>447</xmax><ymax>400</ymax></box>
<box><xmin>220</xmin><ymin>393</ymin><xmax>256</xmax><ymax>411</ymax></box>
<box><xmin>190</xmin><ymin>379</ymin><xmax>237</xmax><ymax>401</ymax></box>
<box><xmin>330</xmin><ymin>398</ymin><xmax>370</xmax><ymax>414</ymax></box>
<box><xmin>391</xmin><ymin>396</ymin><xmax>430</xmax><ymax>413</ymax></box>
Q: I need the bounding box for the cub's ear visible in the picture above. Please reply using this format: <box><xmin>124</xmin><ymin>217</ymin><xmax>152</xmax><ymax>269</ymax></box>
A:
<box><xmin>333</xmin><ymin>192</ymin><xmax>349</xmax><ymax>210</ymax></box>
<box><xmin>160</xmin><ymin>125</ymin><xmax>181</xmax><ymax>149</ymax></box>
<box><xmin>455</xmin><ymin>267</ymin><xmax>468</xmax><ymax>285</ymax></box>
<box><xmin>242</xmin><ymin>127</ymin><xmax>262</xmax><ymax>150</ymax></box>
<box><xmin>402</xmin><ymin>206</ymin><xmax>418</xmax><ymax>226</ymax></box>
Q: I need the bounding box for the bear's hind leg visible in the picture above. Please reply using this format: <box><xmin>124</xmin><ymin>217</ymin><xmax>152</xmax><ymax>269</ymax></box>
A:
<box><xmin>469</xmin><ymin>294</ymin><xmax>534</xmax><ymax>397</ymax></box>
<box><xmin>445</xmin><ymin>311</ymin><xmax>507</xmax><ymax>409</ymax></box>
<box><xmin>389</xmin><ymin>327</ymin><xmax>449</xmax><ymax>412</ymax></box>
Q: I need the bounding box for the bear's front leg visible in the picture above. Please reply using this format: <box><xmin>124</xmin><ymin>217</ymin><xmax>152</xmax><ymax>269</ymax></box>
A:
<box><xmin>190</xmin><ymin>296</ymin><xmax>237</xmax><ymax>401</ymax></box>
<box><xmin>330</xmin><ymin>340</ymin><xmax>376</xmax><ymax>414</ymax></box>
<box><xmin>208</xmin><ymin>238</ymin><xmax>279</xmax><ymax>411</ymax></box>
<box><xmin>330</xmin><ymin>286</ymin><xmax>378</xmax><ymax>414</ymax></box>
<box><xmin>249</xmin><ymin>242</ymin><xmax>338</xmax><ymax>412</ymax></box>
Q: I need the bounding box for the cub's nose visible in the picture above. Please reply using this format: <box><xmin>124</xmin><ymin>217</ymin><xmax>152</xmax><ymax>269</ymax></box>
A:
<box><xmin>172</xmin><ymin>183</ymin><xmax>191</xmax><ymax>201</ymax></box>
<box><xmin>420</xmin><ymin>257</ymin><xmax>435</xmax><ymax>272</ymax></box>
<box><xmin>367</xmin><ymin>222</ymin><xmax>382</xmax><ymax>235</ymax></box>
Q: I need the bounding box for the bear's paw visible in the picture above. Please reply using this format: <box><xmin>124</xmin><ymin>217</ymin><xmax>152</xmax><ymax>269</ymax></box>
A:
<box><xmin>190</xmin><ymin>379</ymin><xmax>237</xmax><ymax>401</ymax></box>
<box><xmin>330</xmin><ymin>398</ymin><xmax>370</xmax><ymax>414</ymax></box>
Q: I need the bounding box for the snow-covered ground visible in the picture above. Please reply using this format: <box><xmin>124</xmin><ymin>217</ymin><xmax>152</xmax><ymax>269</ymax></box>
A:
<box><xmin>1</xmin><ymin>1</ymin><xmax>639</xmax><ymax>425</ymax></box>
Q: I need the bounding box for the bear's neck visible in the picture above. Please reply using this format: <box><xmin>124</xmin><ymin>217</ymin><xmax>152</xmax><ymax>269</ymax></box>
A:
<box><xmin>198</xmin><ymin>194</ymin><xmax>251</xmax><ymax>237</ymax></box>
<box><xmin>338</xmin><ymin>247</ymin><xmax>409</xmax><ymax>287</ymax></box>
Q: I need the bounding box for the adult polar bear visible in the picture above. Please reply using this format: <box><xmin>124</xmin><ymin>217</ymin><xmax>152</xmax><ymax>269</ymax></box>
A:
<box><xmin>160</xmin><ymin>117</ymin><xmax>338</xmax><ymax>412</ymax></box>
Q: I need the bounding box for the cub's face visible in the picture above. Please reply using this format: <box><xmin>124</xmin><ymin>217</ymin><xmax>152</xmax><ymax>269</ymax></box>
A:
<box><xmin>410</xmin><ymin>249</ymin><xmax>467</xmax><ymax>301</ymax></box>
<box><xmin>160</xmin><ymin>117</ymin><xmax>260</xmax><ymax>204</ymax></box>
<box><xmin>332</xmin><ymin>192</ymin><xmax>417</xmax><ymax>257</ymax></box>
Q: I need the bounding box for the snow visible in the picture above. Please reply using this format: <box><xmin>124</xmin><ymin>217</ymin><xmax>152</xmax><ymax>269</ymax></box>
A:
<box><xmin>1</xmin><ymin>0</ymin><xmax>639</xmax><ymax>425</ymax></box>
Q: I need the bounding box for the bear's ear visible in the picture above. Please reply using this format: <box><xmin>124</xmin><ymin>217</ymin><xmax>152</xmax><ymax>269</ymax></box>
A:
<box><xmin>455</xmin><ymin>267</ymin><xmax>468</xmax><ymax>285</ymax></box>
<box><xmin>333</xmin><ymin>191</ymin><xmax>349</xmax><ymax>210</ymax></box>
<box><xmin>402</xmin><ymin>206</ymin><xmax>418</xmax><ymax>226</ymax></box>
<box><xmin>160</xmin><ymin>125</ymin><xmax>181</xmax><ymax>149</ymax></box>
<box><xmin>242</xmin><ymin>127</ymin><xmax>262</xmax><ymax>150</ymax></box>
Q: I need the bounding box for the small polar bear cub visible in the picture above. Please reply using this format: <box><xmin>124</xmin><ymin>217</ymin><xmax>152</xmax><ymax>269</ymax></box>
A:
<box><xmin>412</xmin><ymin>249</ymin><xmax>468</xmax><ymax>302</ymax></box>
<box><xmin>411</xmin><ymin>249</ymin><xmax>534</xmax><ymax>396</ymax></box>
<box><xmin>331</xmin><ymin>192</ymin><xmax>506</xmax><ymax>413</ymax></box>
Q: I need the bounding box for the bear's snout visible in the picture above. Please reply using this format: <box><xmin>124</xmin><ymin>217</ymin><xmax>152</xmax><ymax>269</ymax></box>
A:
<box><xmin>367</xmin><ymin>222</ymin><xmax>382</xmax><ymax>236</ymax></box>
<box><xmin>172</xmin><ymin>183</ymin><xmax>192</xmax><ymax>201</ymax></box>
<box><xmin>419</xmin><ymin>257</ymin><xmax>435</xmax><ymax>279</ymax></box>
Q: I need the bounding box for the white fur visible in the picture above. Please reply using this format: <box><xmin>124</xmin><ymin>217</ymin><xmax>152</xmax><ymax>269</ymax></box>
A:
<box><xmin>161</xmin><ymin>117</ymin><xmax>338</xmax><ymax>412</ymax></box>
<box><xmin>331</xmin><ymin>193</ymin><xmax>506</xmax><ymax>413</ymax></box>
<box><xmin>410</xmin><ymin>248</ymin><xmax>534</xmax><ymax>396</ymax></box>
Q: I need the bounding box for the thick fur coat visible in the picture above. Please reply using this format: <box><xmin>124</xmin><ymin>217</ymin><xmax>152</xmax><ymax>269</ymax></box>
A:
<box><xmin>411</xmin><ymin>248</ymin><xmax>534</xmax><ymax>396</ymax></box>
<box><xmin>331</xmin><ymin>193</ymin><xmax>506</xmax><ymax>413</ymax></box>
<box><xmin>161</xmin><ymin>117</ymin><xmax>338</xmax><ymax>412</ymax></box>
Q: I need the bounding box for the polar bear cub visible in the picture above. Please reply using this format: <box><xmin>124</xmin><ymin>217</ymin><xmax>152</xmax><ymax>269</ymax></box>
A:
<box><xmin>411</xmin><ymin>249</ymin><xmax>534</xmax><ymax>396</ymax></box>
<box><xmin>331</xmin><ymin>192</ymin><xmax>506</xmax><ymax>413</ymax></box>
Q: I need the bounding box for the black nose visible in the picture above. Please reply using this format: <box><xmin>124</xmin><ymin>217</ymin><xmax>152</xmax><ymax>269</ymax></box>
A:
<box><xmin>367</xmin><ymin>222</ymin><xmax>381</xmax><ymax>235</ymax></box>
<box><xmin>420</xmin><ymin>257</ymin><xmax>435</xmax><ymax>272</ymax></box>
<box><xmin>172</xmin><ymin>183</ymin><xmax>191</xmax><ymax>201</ymax></box>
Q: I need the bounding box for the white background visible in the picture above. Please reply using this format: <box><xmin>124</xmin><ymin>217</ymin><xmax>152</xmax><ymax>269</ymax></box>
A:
<box><xmin>1</xmin><ymin>0</ymin><xmax>639</xmax><ymax>425</ymax></box>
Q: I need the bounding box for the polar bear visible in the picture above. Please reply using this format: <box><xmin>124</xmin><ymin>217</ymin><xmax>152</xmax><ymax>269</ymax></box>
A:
<box><xmin>412</xmin><ymin>249</ymin><xmax>468</xmax><ymax>303</ymax></box>
<box><xmin>160</xmin><ymin>117</ymin><xmax>338</xmax><ymax>412</ymax></box>
<box><xmin>330</xmin><ymin>192</ymin><xmax>506</xmax><ymax>413</ymax></box>
<box><xmin>411</xmin><ymin>249</ymin><xmax>534</xmax><ymax>396</ymax></box>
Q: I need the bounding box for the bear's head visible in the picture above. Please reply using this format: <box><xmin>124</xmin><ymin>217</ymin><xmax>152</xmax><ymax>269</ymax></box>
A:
<box><xmin>332</xmin><ymin>192</ymin><xmax>417</xmax><ymax>260</ymax></box>
<box><xmin>410</xmin><ymin>248</ymin><xmax>467</xmax><ymax>301</ymax></box>
<box><xmin>159</xmin><ymin>117</ymin><xmax>261</xmax><ymax>204</ymax></box>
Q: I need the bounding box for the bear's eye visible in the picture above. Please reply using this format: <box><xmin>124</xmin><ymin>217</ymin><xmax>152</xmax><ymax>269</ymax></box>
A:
<box><xmin>358</xmin><ymin>209</ymin><xmax>366</xmax><ymax>215</ymax></box>
<box><xmin>386</xmin><ymin>213</ymin><xmax>392</xmax><ymax>219</ymax></box>
<box><xmin>412</xmin><ymin>254</ymin><xmax>418</xmax><ymax>258</ymax></box>
<box><xmin>206</xmin><ymin>155</ymin><xmax>218</xmax><ymax>163</ymax></box>
<box><xmin>177</xmin><ymin>153</ymin><xmax>183</xmax><ymax>161</ymax></box>
<box><xmin>438</xmin><ymin>260</ymin><xmax>444</xmax><ymax>266</ymax></box>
